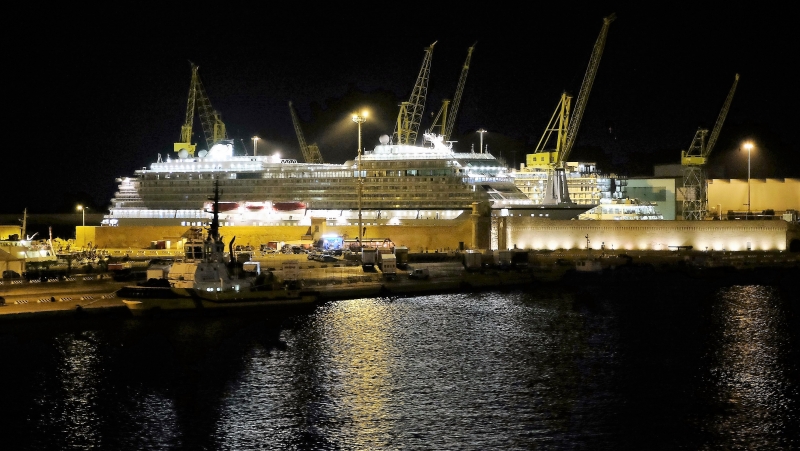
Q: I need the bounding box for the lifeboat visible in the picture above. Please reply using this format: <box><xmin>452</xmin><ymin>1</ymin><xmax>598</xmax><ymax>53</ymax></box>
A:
<box><xmin>272</xmin><ymin>201</ymin><xmax>306</xmax><ymax>212</ymax></box>
<box><xmin>203</xmin><ymin>201</ymin><xmax>239</xmax><ymax>213</ymax></box>
<box><xmin>244</xmin><ymin>202</ymin><xmax>266</xmax><ymax>211</ymax></box>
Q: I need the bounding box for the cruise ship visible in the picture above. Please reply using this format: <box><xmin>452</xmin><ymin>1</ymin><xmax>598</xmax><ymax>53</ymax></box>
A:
<box><xmin>103</xmin><ymin>132</ymin><xmax>594</xmax><ymax>228</ymax></box>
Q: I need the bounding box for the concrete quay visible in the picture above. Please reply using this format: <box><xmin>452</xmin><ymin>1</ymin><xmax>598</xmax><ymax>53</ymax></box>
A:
<box><xmin>0</xmin><ymin>262</ymin><xmax>535</xmax><ymax>322</ymax></box>
<box><xmin>2</xmin><ymin>250</ymin><xmax>797</xmax><ymax>322</ymax></box>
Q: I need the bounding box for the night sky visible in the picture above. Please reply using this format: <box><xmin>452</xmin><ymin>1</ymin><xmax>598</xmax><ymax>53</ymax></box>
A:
<box><xmin>7</xmin><ymin>5</ymin><xmax>794</xmax><ymax>216</ymax></box>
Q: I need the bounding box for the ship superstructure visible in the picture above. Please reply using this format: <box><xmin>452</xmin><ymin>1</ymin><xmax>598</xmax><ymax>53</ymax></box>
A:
<box><xmin>513</xmin><ymin>161</ymin><xmax>626</xmax><ymax>206</ymax></box>
<box><xmin>104</xmin><ymin>133</ymin><xmax>591</xmax><ymax>228</ymax></box>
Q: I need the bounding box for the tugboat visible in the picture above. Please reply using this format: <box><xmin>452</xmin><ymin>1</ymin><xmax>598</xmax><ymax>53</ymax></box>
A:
<box><xmin>118</xmin><ymin>180</ymin><xmax>318</xmax><ymax>317</ymax></box>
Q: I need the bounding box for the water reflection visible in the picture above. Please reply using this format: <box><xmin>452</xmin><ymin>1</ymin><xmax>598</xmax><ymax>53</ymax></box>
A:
<box><xmin>697</xmin><ymin>285</ymin><xmax>798</xmax><ymax>449</ymax></box>
<box><xmin>54</xmin><ymin>332</ymin><xmax>102</xmax><ymax>449</ymax></box>
<box><xmin>2</xmin><ymin>282</ymin><xmax>797</xmax><ymax>450</ymax></box>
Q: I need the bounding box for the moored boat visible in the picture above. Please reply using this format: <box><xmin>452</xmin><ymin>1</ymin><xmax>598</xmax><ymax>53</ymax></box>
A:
<box><xmin>119</xmin><ymin>181</ymin><xmax>318</xmax><ymax>316</ymax></box>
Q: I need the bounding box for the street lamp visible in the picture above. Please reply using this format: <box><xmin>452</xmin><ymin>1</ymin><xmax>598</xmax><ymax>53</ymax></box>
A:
<box><xmin>743</xmin><ymin>141</ymin><xmax>753</xmax><ymax>218</ymax></box>
<box><xmin>252</xmin><ymin>136</ymin><xmax>260</xmax><ymax>156</ymax></box>
<box><xmin>77</xmin><ymin>205</ymin><xmax>87</xmax><ymax>246</ymax></box>
<box><xmin>352</xmin><ymin>111</ymin><xmax>368</xmax><ymax>247</ymax></box>
<box><xmin>77</xmin><ymin>205</ymin><xmax>87</xmax><ymax>227</ymax></box>
<box><xmin>478</xmin><ymin>129</ymin><xmax>487</xmax><ymax>154</ymax></box>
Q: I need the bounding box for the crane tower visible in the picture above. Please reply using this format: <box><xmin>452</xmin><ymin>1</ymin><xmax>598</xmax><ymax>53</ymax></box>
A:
<box><xmin>393</xmin><ymin>42</ymin><xmax>436</xmax><ymax>146</ymax></box>
<box><xmin>525</xmin><ymin>13</ymin><xmax>615</xmax><ymax>205</ymax></box>
<box><xmin>174</xmin><ymin>62</ymin><xmax>227</xmax><ymax>157</ymax></box>
<box><xmin>289</xmin><ymin>101</ymin><xmax>324</xmax><ymax>163</ymax></box>
<box><xmin>681</xmin><ymin>73</ymin><xmax>740</xmax><ymax>220</ymax></box>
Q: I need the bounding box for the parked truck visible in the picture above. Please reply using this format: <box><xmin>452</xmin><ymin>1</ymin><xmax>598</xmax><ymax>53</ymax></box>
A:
<box><xmin>394</xmin><ymin>246</ymin><xmax>409</xmax><ymax>269</ymax></box>
<box><xmin>361</xmin><ymin>248</ymin><xmax>378</xmax><ymax>270</ymax></box>
<box><xmin>379</xmin><ymin>253</ymin><xmax>397</xmax><ymax>279</ymax></box>
<box><xmin>463</xmin><ymin>250</ymin><xmax>482</xmax><ymax>271</ymax></box>
<box><xmin>493</xmin><ymin>250</ymin><xmax>513</xmax><ymax>269</ymax></box>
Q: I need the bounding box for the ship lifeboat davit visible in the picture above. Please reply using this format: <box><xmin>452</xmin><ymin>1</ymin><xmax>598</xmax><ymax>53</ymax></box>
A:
<box><xmin>272</xmin><ymin>201</ymin><xmax>306</xmax><ymax>212</ymax></box>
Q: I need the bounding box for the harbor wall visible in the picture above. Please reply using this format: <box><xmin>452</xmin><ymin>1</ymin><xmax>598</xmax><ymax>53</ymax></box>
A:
<box><xmin>72</xmin><ymin>217</ymin><xmax>800</xmax><ymax>254</ymax></box>
<box><xmin>501</xmin><ymin>218</ymin><xmax>799</xmax><ymax>252</ymax></box>
<box><xmin>84</xmin><ymin>220</ymin><xmax>476</xmax><ymax>253</ymax></box>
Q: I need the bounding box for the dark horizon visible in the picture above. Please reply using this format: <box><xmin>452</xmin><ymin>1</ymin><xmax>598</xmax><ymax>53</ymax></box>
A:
<box><xmin>7</xmin><ymin>6</ymin><xmax>796</xmax><ymax>216</ymax></box>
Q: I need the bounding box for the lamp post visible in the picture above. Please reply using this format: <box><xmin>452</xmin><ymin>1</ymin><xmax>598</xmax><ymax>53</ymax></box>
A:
<box><xmin>743</xmin><ymin>141</ymin><xmax>753</xmax><ymax>218</ymax></box>
<box><xmin>252</xmin><ymin>136</ymin><xmax>260</xmax><ymax>156</ymax></box>
<box><xmin>77</xmin><ymin>205</ymin><xmax>87</xmax><ymax>246</ymax></box>
<box><xmin>77</xmin><ymin>205</ymin><xmax>86</xmax><ymax>227</ymax></box>
<box><xmin>352</xmin><ymin>111</ymin><xmax>368</xmax><ymax>247</ymax></box>
<box><xmin>478</xmin><ymin>129</ymin><xmax>487</xmax><ymax>154</ymax></box>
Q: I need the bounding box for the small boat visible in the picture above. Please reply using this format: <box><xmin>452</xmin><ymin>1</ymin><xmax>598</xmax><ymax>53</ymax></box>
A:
<box><xmin>119</xmin><ymin>182</ymin><xmax>318</xmax><ymax>317</ymax></box>
<box><xmin>575</xmin><ymin>257</ymin><xmax>604</xmax><ymax>273</ymax></box>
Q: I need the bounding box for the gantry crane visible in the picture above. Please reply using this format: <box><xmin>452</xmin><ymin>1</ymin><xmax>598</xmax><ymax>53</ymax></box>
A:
<box><xmin>681</xmin><ymin>73</ymin><xmax>740</xmax><ymax>220</ymax></box>
<box><xmin>527</xmin><ymin>13</ymin><xmax>615</xmax><ymax>205</ymax></box>
<box><xmin>289</xmin><ymin>101</ymin><xmax>324</xmax><ymax>163</ymax></box>
<box><xmin>393</xmin><ymin>42</ymin><xmax>436</xmax><ymax>146</ymax></box>
<box><xmin>428</xmin><ymin>43</ymin><xmax>476</xmax><ymax>142</ymax></box>
<box><xmin>173</xmin><ymin>62</ymin><xmax>227</xmax><ymax>157</ymax></box>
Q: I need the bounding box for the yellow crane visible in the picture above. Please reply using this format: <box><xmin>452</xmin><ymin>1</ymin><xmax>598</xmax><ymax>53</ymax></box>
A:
<box><xmin>173</xmin><ymin>62</ymin><xmax>227</xmax><ymax>157</ymax></box>
<box><xmin>428</xmin><ymin>43</ymin><xmax>476</xmax><ymax>142</ymax></box>
<box><xmin>524</xmin><ymin>13</ymin><xmax>615</xmax><ymax>205</ymax></box>
<box><xmin>289</xmin><ymin>101</ymin><xmax>324</xmax><ymax>163</ymax></box>
<box><xmin>394</xmin><ymin>42</ymin><xmax>436</xmax><ymax>145</ymax></box>
<box><xmin>681</xmin><ymin>73</ymin><xmax>740</xmax><ymax>220</ymax></box>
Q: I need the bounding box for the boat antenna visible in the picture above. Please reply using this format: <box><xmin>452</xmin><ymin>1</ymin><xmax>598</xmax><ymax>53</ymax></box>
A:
<box><xmin>209</xmin><ymin>179</ymin><xmax>220</xmax><ymax>242</ymax></box>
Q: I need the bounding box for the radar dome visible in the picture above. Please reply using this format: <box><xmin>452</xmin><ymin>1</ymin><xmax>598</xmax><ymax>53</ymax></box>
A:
<box><xmin>197</xmin><ymin>150</ymin><xmax>208</xmax><ymax>158</ymax></box>
<box><xmin>379</xmin><ymin>134</ymin><xmax>390</xmax><ymax>145</ymax></box>
<box><xmin>178</xmin><ymin>149</ymin><xmax>189</xmax><ymax>159</ymax></box>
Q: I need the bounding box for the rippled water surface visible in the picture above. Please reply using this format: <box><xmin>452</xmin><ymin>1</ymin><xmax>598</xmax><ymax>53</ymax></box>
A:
<box><xmin>2</xmin><ymin>282</ymin><xmax>797</xmax><ymax>450</ymax></box>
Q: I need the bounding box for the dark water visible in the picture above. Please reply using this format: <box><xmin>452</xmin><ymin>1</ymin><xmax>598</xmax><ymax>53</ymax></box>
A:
<box><xmin>2</xmin><ymin>281</ymin><xmax>798</xmax><ymax>450</ymax></box>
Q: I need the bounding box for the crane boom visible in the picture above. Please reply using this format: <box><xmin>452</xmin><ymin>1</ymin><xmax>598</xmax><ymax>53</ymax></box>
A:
<box><xmin>560</xmin><ymin>13</ymin><xmax>616</xmax><ymax>164</ymax></box>
<box><xmin>427</xmin><ymin>100</ymin><xmax>451</xmax><ymax>137</ymax></box>
<box><xmin>704</xmin><ymin>73</ymin><xmax>739</xmax><ymax>158</ymax></box>
<box><xmin>394</xmin><ymin>42</ymin><xmax>436</xmax><ymax>145</ymax></box>
<box><xmin>173</xmin><ymin>62</ymin><xmax>227</xmax><ymax>156</ymax></box>
<box><xmin>289</xmin><ymin>101</ymin><xmax>324</xmax><ymax>164</ymax></box>
<box><xmin>444</xmin><ymin>43</ymin><xmax>476</xmax><ymax>142</ymax></box>
<box><xmin>194</xmin><ymin>68</ymin><xmax>227</xmax><ymax>151</ymax></box>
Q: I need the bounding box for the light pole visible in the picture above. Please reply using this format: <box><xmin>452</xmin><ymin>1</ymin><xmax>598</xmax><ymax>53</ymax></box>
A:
<box><xmin>352</xmin><ymin>111</ymin><xmax>368</xmax><ymax>248</ymax></box>
<box><xmin>743</xmin><ymin>141</ymin><xmax>753</xmax><ymax>218</ymax></box>
<box><xmin>252</xmin><ymin>136</ymin><xmax>260</xmax><ymax>156</ymax></box>
<box><xmin>77</xmin><ymin>205</ymin><xmax>86</xmax><ymax>227</ymax></box>
<box><xmin>478</xmin><ymin>129</ymin><xmax>487</xmax><ymax>154</ymax></box>
<box><xmin>77</xmin><ymin>205</ymin><xmax>87</xmax><ymax>245</ymax></box>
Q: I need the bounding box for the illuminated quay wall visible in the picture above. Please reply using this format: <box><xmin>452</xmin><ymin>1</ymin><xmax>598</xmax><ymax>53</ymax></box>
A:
<box><xmin>500</xmin><ymin>218</ymin><xmax>798</xmax><ymax>252</ymax></box>
<box><xmin>82</xmin><ymin>216</ymin><xmax>797</xmax><ymax>253</ymax></box>
<box><xmin>87</xmin><ymin>219</ymin><xmax>477</xmax><ymax>252</ymax></box>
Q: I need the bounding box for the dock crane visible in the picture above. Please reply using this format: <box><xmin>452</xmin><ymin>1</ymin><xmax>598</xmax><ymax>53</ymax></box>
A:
<box><xmin>524</xmin><ymin>13</ymin><xmax>615</xmax><ymax>205</ymax></box>
<box><xmin>173</xmin><ymin>62</ymin><xmax>227</xmax><ymax>157</ymax></box>
<box><xmin>393</xmin><ymin>42</ymin><xmax>436</xmax><ymax>146</ymax></box>
<box><xmin>427</xmin><ymin>43</ymin><xmax>476</xmax><ymax>142</ymax></box>
<box><xmin>681</xmin><ymin>73</ymin><xmax>740</xmax><ymax>220</ymax></box>
<box><xmin>289</xmin><ymin>101</ymin><xmax>324</xmax><ymax>163</ymax></box>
